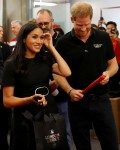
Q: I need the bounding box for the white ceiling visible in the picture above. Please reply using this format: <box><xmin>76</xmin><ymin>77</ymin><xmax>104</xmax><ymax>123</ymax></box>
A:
<box><xmin>34</xmin><ymin>0</ymin><xmax>70</xmax><ymax>4</ymax></box>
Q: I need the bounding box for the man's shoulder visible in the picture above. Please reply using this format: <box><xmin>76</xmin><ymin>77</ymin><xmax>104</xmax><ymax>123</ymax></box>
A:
<box><xmin>10</xmin><ymin>38</ymin><xmax>17</xmax><ymax>42</ymax></box>
<box><xmin>9</xmin><ymin>38</ymin><xmax>17</xmax><ymax>47</ymax></box>
<box><xmin>0</xmin><ymin>42</ymin><xmax>10</xmax><ymax>49</ymax></box>
<box><xmin>93</xmin><ymin>28</ymin><xmax>108</xmax><ymax>37</ymax></box>
<box><xmin>57</xmin><ymin>31</ymin><xmax>72</xmax><ymax>41</ymax></box>
<box><xmin>92</xmin><ymin>29</ymin><xmax>110</xmax><ymax>43</ymax></box>
<box><xmin>0</xmin><ymin>42</ymin><xmax>6</xmax><ymax>46</ymax></box>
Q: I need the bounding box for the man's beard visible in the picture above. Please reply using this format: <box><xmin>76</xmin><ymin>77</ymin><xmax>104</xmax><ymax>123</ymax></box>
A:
<box><xmin>42</xmin><ymin>28</ymin><xmax>50</xmax><ymax>33</ymax></box>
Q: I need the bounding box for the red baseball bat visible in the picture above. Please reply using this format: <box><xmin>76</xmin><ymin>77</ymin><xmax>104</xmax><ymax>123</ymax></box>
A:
<box><xmin>82</xmin><ymin>75</ymin><xmax>106</xmax><ymax>94</ymax></box>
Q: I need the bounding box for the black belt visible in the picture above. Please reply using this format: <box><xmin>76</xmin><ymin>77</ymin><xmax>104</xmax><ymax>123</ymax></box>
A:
<box><xmin>84</xmin><ymin>92</ymin><xmax>108</xmax><ymax>100</ymax></box>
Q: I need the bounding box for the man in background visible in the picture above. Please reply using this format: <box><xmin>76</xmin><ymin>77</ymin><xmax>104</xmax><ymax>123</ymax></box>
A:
<box><xmin>0</xmin><ymin>26</ymin><xmax>4</xmax><ymax>42</ymax></box>
<box><xmin>36</xmin><ymin>9</ymin><xmax>75</xmax><ymax>150</ymax></box>
<box><xmin>36</xmin><ymin>9</ymin><xmax>63</xmax><ymax>45</ymax></box>
<box><xmin>106</xmin><ymin>21</ymin><xmax>120</xmax><ymax>97</ymax></box>
<box><xmin>0</xmin><ymin>24</ymin><xmax>12</xmax><ymax>150</ymax></box>
<box><xmin>9</xmin><ymin>20</ymin><xmax>22</xmax><ymax>50</ymax></box>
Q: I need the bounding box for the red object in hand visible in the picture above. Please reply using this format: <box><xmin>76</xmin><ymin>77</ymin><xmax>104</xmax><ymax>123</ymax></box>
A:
<box><xmin>82</xmin><ymin>75</ymin><xmax>106</xmax><ymax>94</ymax></box>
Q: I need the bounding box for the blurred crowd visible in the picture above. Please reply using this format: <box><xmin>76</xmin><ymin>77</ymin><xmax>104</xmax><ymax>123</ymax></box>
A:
<box><xmin>92</xmin><ymin>18</ymin><xmax>120</xmax><ymax>97</ymax></box>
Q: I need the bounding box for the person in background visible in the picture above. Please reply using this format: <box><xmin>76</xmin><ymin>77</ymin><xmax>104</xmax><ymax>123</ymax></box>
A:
<box><xmin>98</xmin><ymin>26</ymin><xmax>106</xmax><ymax>32</ymax></box>
<box><xmin>2</xmin><ymin>21</ymin><xmax>71</xmax><ymax>150</ymax></box>
<box><xmin>36</xmin><ymin>8</ymin><xmax>75</xmax><ymax>150</ymax></box>
<box><xmin>54</xmin><ymin>27</ymin><xmax>64</xmax><ymax>37</ymax></box>
<box><xmin>0</xmin><ymin>42</ymin><xmax>11</xmax><ymax>150</ymax></box>
<box><xmin>0</xmin><ymin>48</ymin><xmax>6</xmax><ymax>150</ymax></box>
<box><xmin>0</xmin><ymin>25</ymin><xmax>11</xmax><ymax>150</ymax></box>
<box><xmin>0</xmin><ymin>25</ymin><xmax>12</xmax><ymax>61</ymax></box>
<box><xmin>0</xmin><ymin>26</ymin><xmax>11</xmax><ymax>61</ymax></box>
<box><xmin>36</xmin><ymin>9</ymin><xmax>63</xmax><ymax>45</ymax></box>
<box><xmin>106</xmin><ymin>21</ymin><xmax>120</xmax><ymax>44</ymax></box>
<box><xmin>98</xmin><ymin>17</ymin><xmax>106</xmax><ymax>27</ymax></box>
<box><xmin>0</xmin><ymin>43</ymin><xmax>7</xmax><ymax>150</ymax></box>
<box><xmin>0</xmin><ymin>26</ymin><xmax>4</xmax><ymax>42</ymax></box>
<box><xmin>106</xmin><ymin>21</ymin><xmax>120</xmax><ymax>96</ymax></box>
<box><xmin>54</xmin><ymin>2</ymin><xmax>119</xmax><ymax>150</ymax></box>
<box><xmin>106</xmin><ymin>21</ymin><xmax>117</xmax><ymax>38</ymax></box>
<box><xmin>91</xmin><ymin>23</ymin><xmax>98</xmax><ymax>30</ymax></box>
<box><xmin>9</xmin><ymin>20</ymin><xmax>22</xmax><ymax>50</ymax></box>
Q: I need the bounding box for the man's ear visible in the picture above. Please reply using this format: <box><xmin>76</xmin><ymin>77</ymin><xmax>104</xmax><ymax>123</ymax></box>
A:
<box><xmin>51</xmin><ymin>19</ymin><xmax>54</xmax><ymax>26</ymax></box>
<box><xmin>51</xmin><ymin>18</ymin><xmax>54</xmax><ymax>23</ymax></box>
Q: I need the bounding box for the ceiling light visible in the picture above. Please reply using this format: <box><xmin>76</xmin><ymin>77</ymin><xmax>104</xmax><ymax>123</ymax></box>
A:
<box><xmin>34</xmin><ymin>2</ymin><xmax>57</xmax><ymax>7</ymax></box>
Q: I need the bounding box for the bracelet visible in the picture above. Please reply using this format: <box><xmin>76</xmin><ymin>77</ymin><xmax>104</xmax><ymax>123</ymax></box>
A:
<box><xmin>68</xmin><ymin>88</ymin><xmax>74</xmax><ymax>95</ymax></box>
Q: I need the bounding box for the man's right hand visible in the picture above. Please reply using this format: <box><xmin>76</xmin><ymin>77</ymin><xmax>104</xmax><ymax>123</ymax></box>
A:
<box><xmin>68</xmin><ymin>89</ymin><xmax>84</xmax><ymax>102</ymax></box>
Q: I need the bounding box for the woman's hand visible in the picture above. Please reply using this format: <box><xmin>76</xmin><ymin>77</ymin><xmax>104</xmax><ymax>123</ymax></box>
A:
<box><xmin>43</xmin><ymin>33</ymin><xmax>53</xmax><ymax>49</ymax></box>
<box><xmin>32</xmin><ymin>94</ymin><xmax>47</xmax><ymax>106</ymax></box>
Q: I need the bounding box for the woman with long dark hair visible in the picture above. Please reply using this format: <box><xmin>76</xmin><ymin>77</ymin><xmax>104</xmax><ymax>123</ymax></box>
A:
<box><xmin>2</xmin><ymin>21</ymin><xmax>71</xmax><ymax>150</ymax></box>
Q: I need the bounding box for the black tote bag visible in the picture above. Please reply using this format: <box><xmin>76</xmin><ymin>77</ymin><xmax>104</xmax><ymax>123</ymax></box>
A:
<box><xmin>41</xmin><ymin>113</ymin><xmax>69</xmax><ymax>150</ymax></box>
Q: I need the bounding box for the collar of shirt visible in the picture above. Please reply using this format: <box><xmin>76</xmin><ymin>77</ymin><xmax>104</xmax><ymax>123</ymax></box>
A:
<box><xmin>71</xmin><ymin>28</ymin><xmax>95</xmax><ymax>39</ymax></box>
